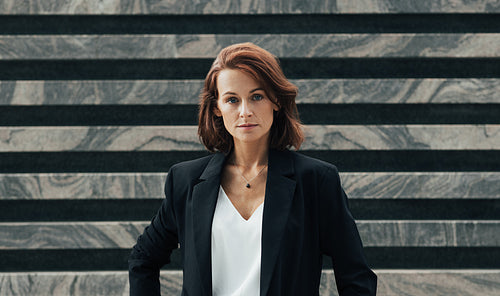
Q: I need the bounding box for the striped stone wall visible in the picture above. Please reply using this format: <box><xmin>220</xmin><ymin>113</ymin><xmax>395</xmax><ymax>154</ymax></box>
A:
<box><xmin>0</xmin><ymin>1</ymin><xmax>499</xmax><ymax>295</ymax></box>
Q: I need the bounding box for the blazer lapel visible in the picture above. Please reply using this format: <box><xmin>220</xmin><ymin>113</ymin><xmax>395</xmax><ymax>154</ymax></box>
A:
<box><xmin>260</xmin><ymin>149</ymin><xmax>296</xmax><ymax>296</ymax></box>
<box><xmin>191</xmin><ymin>152</ymin><xmax>226</xmax><ymax>296</ymax></box>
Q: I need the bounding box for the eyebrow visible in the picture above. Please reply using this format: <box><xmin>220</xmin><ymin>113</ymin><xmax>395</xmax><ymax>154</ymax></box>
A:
<box><xmin>222</xmin><ymin>88</ymin><xmax>265</xmax><ymax>96</ymax></box>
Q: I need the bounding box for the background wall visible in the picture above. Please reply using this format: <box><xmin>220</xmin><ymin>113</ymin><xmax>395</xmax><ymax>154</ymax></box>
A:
<box><xmin>0</xmin><ymin>1</ymin><xmax>499</xmax><ymax>295</ymax></box>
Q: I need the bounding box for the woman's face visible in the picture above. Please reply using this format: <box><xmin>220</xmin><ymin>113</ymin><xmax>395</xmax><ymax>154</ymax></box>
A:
<box><xmin>214</xmin><ymin>69</ymin><xmax>279</xmax><ymax>147</ymax></box>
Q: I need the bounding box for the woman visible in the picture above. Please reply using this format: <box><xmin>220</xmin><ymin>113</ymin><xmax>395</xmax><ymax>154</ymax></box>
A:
<box><xmin>129</xmin><ymin>42</ymin><xmax>377</xmax><ymax>295</ymax></box>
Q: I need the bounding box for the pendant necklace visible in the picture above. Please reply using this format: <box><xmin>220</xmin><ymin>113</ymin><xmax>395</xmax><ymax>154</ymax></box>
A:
<box><xmin>233</xmin><ymin>162</ymin><xmax>268</xmax><ymax>188</ymax></box>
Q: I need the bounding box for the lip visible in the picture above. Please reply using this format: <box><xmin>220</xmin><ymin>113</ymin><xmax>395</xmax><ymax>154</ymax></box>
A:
<box><xmin>237</xmin><ymin>123</ymin><xmax>258</xmax><ymax>129</ymax></box>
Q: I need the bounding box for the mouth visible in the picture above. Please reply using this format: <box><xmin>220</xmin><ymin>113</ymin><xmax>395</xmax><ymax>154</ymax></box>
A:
<box><xmin>237</xmin><ymin>123</ymin><xmax>258</xmax><ymax>128</ymax></box>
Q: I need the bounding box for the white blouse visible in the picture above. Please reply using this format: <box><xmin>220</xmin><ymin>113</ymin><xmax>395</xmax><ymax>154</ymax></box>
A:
<box><xmin>211</xmin><ymin>186</ymin><xmax>264</xmax><ymax>296</ymax></box>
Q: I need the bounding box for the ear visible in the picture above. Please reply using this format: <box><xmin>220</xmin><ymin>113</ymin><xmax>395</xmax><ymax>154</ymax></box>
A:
<box><xmin>213</xmin><ymin>105</ymin><xmax>222</xmax><ymax>117</ymax></box>
<box><xmin>271</xmin><ymin>96</ymin><xmax>280</xmax><ymax>112</ymax></box>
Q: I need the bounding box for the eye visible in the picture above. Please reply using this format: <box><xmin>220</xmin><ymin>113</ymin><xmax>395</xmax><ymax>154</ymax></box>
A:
<box><xmin>253</xmin><ymin>94</ymin><xmax>264</xmax><ymax>101</ymax></box>
<box><xmin>226</xmin><ymin>97</ymin><xmax>238</xmax><ymax>104</ymax></box>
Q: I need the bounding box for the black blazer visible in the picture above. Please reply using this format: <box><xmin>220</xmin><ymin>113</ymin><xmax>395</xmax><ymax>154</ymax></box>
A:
<box><xmin>129</xmin><ymin>149</ymin><xmax>377</xmax><ymax>295</ymax></box>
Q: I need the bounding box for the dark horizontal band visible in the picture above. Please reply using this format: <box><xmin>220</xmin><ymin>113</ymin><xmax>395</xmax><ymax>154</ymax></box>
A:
<box><xmin>1</xmin><ymin>247</ymin><xmax>497</xmax><ymax>271</ymax></box>
<box><xmin>1</xmin><ymin>150</ymin><xmax>498</xmax><ymax>173</ymax></box>
<box><xmin>349</xmin><ymin>199</ymin><xmax>500</xmax><ymax>220</ymax></box>
<box><xmin>1</xmin><ymin>104</ymin><xmax>499</xmax><ymax>126</ymax></box>
<box><xmin>355</xmin><ymin>247</ymin><xmax>500</xmax><ymax>269</ymax></box>
<box><xmin>0</xmin><ymin>199</ymin><xmax>496</xmax><ymax>222</ymax></box>
<box><xmin>1</xmin><ymin>58</ymin><xmax>499</xmax><ymax>80</ymax></box>
<box><xmin>0</xmin><ymin>14</ymin><xmax>499</xmax><ymax>34</ymax></box>
<box><xmin>0</xmin><ymin>199</ymin><xmax>161</xmax><ymax>222</ymax></box>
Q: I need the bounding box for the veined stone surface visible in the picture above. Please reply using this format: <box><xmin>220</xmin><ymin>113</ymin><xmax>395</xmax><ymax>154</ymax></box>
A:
<box><xmin>1</xmin><ymin>79</ymin><xmax>498</xmax><ymax>105</ymax></box>
<box><xmin>1</xmin><ymin>0</ymin><xmax>498</xmax><ymax>14</ymax></box>
<box><xmin>357</xmin><ymin>220</ymin><xmax>500</xmax><ymax>247</ymax></box>
<box><xmin>321</xmin><ymin>270</ymin><xmax>500</xmax><ymax>296</ymax></box>
<box><xmin>0</xmin><ymin>270</ymin><xmax>499</xmax><ymax>296</ymax></box>
<box><xmin>340</xmin><ymin>172</ymin><xmax>500</xmax><ymax>199</ymax></box>
<box><xmin>0</xmin><ymin>222</ymin><xmax>145</xmax><ymax>249</ymax></box>
<box><xmin>304</xmin><ymin>124</ymin><xmax>500</xmax><ymax>150</ymax></box>
<box><xmin>0</xmin><ymin>173</ymin><xmax>166</xmax><ymax>200</ymax></box>
<box><xmin>1</xmin><ymin>172</ymin><xmax>498</xmax><ymax>200</ymax></box>
<box><xmin>0</xmin><ymin>125</ymin><xmax>498</xmax><ymax>151</ymax></box>
<box><xmin>0</xmin><ymin>34</ymin><xmax>498</xmax><ymax>59</ymax></box>
<box><xmin>1</xmin><ymin>220</ymin><xmax>498</xmax><ymax>249</ymax></box>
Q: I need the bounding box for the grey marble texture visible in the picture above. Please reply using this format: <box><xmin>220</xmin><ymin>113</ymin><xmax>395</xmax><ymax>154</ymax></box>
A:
<box><xmin>0</xmin><ymin>222</ymin><xmax>144</xmax><ymax>249</ymax></box>
<box><xmin>1</xmin><ymin>79</ymin><xmax>498</xmax><ymax>106</ymax></box>
<box><xmin>0</xmin><ymin>173</ymin><xmax>166</xmax><ymax>200</ymax></box>
<box><xmin>358</xmin><ymin>220</ymin><xmax>500</xmax><ymax>247</ymax></box>
<box><xmin>341</xmin><ymin>172</ymin><xmax>500</xmax><ymax>199</ymax></box>
<box><xmin>2</xmin><ymin>172</ymin><xmax>498</xmax><ymax>200</ymax></box>
<box><xmin>293</xmin><ymin>78</ymin><xmax>500</xmax><ymax>104</ymax></box>
<box><xmin>1</xmin><ymin>34</ymin><xmax>499</xmax><ymax>59</ymax></box>
<box><xmin>1</xmin><ymin>220</ymin><xmax>498</xmax><ymax>249</ymax></box>
<box><xmin>0</xmin><ymin>126</ymin><xmax>203</xmax><ymax>152</ymax></box>
<box><xmin>1</xmin><ymin>125</ymin><xmax>498</xmax><ymax>152</ymax></box>
<box><xmin>0</xmin><ymin>80</ymin><xmax>204</xmax><ymax>105</ymax></box>
<box><xmin>0</xmin><ymin>271</ymin><xmax>132</xmax><ymax>296</ymax></box>
<box><xmin>1</xmin><ymin>0</ymin><xmax>498</xmax><ymax>14</ymax></box>
<box><xmin>321</xmin><ymin>270</ymin><xmax>500</xmax><ymax>296</ymax></box>
<box><xmin>1</xmin><ymin>270</ymin><xmax>499</xmax><ymax>296</ymax></box>
<box><xmin>304</xmin><ymin>124</ymin><xmax>500</xmax><ymax>150</ymax></box>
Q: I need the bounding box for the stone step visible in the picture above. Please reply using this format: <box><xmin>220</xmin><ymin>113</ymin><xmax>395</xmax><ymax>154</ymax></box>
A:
<box><xmin>0</xmin><ymin>34</ymin><xmax>498</xmax><ymax>59</ymax></box>
<box><xmin>0</xmin><ymin>270</ymin><xmax>498</xmax><ymax>296</ymax></box>
<box><xmin>1</xmin><ymin>79</ymin><xmax>498</xmax><ymax>105</ymax></box>
<box><xmin>0</xmin><ymin>125</ymin><xmax>498</xmax><ymax>152</ymax></box>
<box><xmin>5</xmin><ymin>59</ymin><xmax>498</xmax><ymax>80</ymax></box>
<box><xmin>2</xmin><ymin>172</ymin><xmax>498</xmax><ymax>200</ymax></box>
<box><xmin>2</xmin><ymin>151</ymin><xmax>497</xmax><ymax>173</ymax></box>
<box><xmin>0</xmin><ymin>220</ymin><xmax>498</xmax><ymax>249</ymax></box>
<box><xmin>1</xmin><ymin>1</ymin><xmax>498</xmax><ymax>14</ymax></box>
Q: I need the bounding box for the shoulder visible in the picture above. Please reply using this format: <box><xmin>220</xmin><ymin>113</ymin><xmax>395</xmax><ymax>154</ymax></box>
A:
<box><xmin>288</xmin><ymin>150</ymin><xmax>339</xmax><ymax>175</ymax></box>
<box><xmin>277</xmin><ymin>150</ymin><xmax>342</xmax><ymax>190</ymax></box>
<box><xmin>168</xmin><ymin>153</ymin><xmax>217</xmax><ymax>181</ymax></box>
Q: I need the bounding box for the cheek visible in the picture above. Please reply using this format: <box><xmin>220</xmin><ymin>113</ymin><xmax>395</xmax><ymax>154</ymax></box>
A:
<box><xmin>219</xmin><ymin>109</ymin><xmax>236</xmax><ymax>131</ymax></box>
<box><xmin>265</xmin><ymin>106</ymin><xmax>276</xmax><ymax>124</ymax></box>
<box><xmin>219</xmin><ymin>106</ymin><xmax>235</xmax><ymax>121</ymax></box>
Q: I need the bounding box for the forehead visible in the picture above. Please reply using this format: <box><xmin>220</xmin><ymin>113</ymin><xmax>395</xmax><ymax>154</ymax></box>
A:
<box><xmin>217</xmin><ymin>69</ymin><xmax>263</xmax><ymax>94</ymax></box>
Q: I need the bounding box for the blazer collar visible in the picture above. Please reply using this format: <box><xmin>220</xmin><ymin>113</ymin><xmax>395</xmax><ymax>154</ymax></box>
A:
<box><xmin>191</xmin><ymin>152</ymin><xmax>226</xmax><ymax>296</ymax></box>
<box><xmin>191</xmin><ymin>149</ymin><xmax>296</xmax><ymax>296</ymax></box>
<box><xmin>260</xmin><ymin>149</ymin><xmax>296</xmax><ymax>295</ymax></box>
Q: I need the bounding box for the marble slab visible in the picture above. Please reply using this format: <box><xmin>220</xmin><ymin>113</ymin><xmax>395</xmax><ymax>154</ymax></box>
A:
<box><xmin>304</xmin><ymin>124</ymin><xmax>500</xmax><ymax>150</ymax></box>
<box><xmin>0</xmin><ymin>271</ymin><xmax>132</xmax><ymax>296</ymax></box>
<box><xmin>1</xmin><ymin>34</ymin><xmax>499</xmax><ymax>59</ymax></box>
<box><xmin>0</xmin><ymin>270</ymin><xmax>499</xmax><ymax>296</ymax></box>
<box><xmin>0</xmin><ymin>126</ymin><xmax>203</xmax><ymax>152</ymax></box>
<box><xmin>341</xmin><ymin>172</ymin><xmax>500</xmax><ymax>199</ymax></box>
<box><xmin>321</xmin><ymin>270</ymin><xmax>500</xmax><ymax>296</ymax></box>
<box><xmin>2</xmin><ymin>172</ymin><xmax>498</xmax><ymax>200</ymax></box>
<box><xmin>1</xmin><ymin>0</ymin><xmax>498</xmax><ymax>14</ymax></box>
<box><xmin>0</xmin><ymin>173</ymin><xmax>166</xmax><ymax>200</ymax></box>
<box><xmin>357</xmin><ymin>220</ymin><xmax>500</xmax><ymax>247</ymax></box>
<box><xmin>1</xmin><ymin>125</ymin><xmax>498</xmax><ymax>152</ymax></box>
<box><xmin>0</xmin><ymin>222</ymin><xmax>145</xmax><ymax>249</ymax></box>
<box><xmin>1</xmin><ymin>79</ymin><xmax>498</xmax><ymax>105</ymax></box>
<box><xmin>1</xmin><ymin>220</ymin><xmax>498</xmax><ymax>249</ymax></box>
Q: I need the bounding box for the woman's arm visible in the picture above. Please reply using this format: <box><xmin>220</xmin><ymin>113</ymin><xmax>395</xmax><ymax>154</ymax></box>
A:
<box><xmin>128</xmin><ymin>168</ymin><xmax>179</xmax><ymax>295</ymax></box>
<box><xmin>318</xmin><ymin>166</ymin><xmax>377</xmax><ymax>296</ymax></box>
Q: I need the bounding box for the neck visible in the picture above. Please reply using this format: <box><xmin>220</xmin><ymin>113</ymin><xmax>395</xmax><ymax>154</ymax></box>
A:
<box><xmin>231</xmin><ymin>140</ymin><xmax>269</xmax><ymax>168</ymax></box>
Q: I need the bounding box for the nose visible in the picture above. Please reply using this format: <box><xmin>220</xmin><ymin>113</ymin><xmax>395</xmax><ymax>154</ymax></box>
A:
<box><xmin>239</xmin><ymin>100</ymin><xmax>253</xmax><ymax>118</ymax></box>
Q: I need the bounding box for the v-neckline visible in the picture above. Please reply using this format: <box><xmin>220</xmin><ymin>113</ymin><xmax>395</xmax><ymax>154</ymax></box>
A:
<box><xmin>220</xmin><ymin>186</ymin><xmax>264</xmax><ymax>222</ymax></box>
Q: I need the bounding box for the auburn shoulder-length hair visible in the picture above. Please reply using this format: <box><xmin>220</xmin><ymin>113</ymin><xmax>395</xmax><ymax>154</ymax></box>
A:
<box><xmin>198</xmin><ymin>42</ymin><xmax>304</xmax><ymax>153</ymax></box>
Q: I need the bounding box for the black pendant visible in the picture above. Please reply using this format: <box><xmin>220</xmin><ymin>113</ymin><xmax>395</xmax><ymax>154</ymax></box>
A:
<box><xmin>246</xmin><ymin>183</ymin><xmax>251</xmax><ymax>188</ymax></box>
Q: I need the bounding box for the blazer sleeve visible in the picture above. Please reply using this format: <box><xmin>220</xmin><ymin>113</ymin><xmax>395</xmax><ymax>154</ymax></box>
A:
<box><xmin>128</xmin><ymin>167</ymin><xmax>179</xmax><ymax>295</ymax></box>
<box><xmin>318</xmin><ymin>166</ymin><xmax>377</xmax><ymax>296</ymax></box>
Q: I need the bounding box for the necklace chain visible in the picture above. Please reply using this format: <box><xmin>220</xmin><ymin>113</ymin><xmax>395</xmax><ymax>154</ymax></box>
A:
<box><xmin>233</xmin><ymin>162</ymin><xmax>267</xmax><ymax>189</ymax></box>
